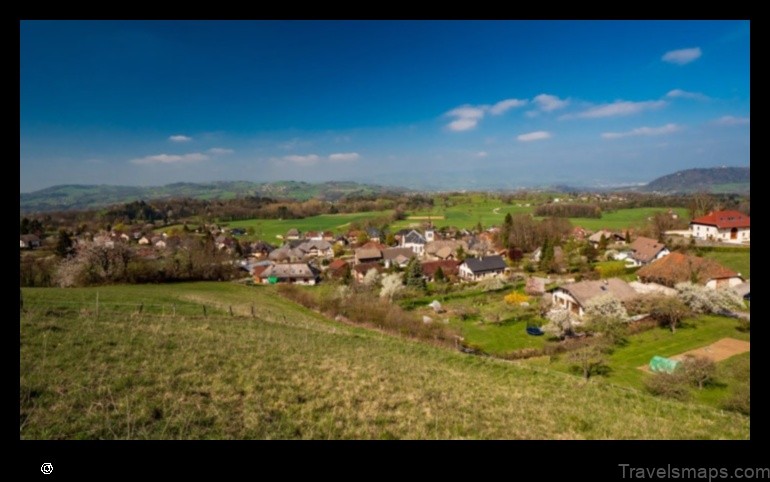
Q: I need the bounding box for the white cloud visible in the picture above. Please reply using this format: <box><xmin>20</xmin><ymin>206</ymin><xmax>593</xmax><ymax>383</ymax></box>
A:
<box><xmin>713</xmin><ymin>115</ymin><xmax>750</xmax><ymax>126</ymax></box>
<box><xmin>130</xmin><ymin>152</ymin><xmax>209</xmax><ymax>165</ymax></box>
<box><xmin>666</xmin><ymin>89</ymin><xmax>708</xmax><ymax>101</ymax></box>
<box><xmin>489</xmin><ymin>98</ymin><xmax>528</xmax><ymax>115</ymax></box>
<box><xmin>533</xmin><ymin>93</ymin><xmax>569</xmax><ymax>112</ymax></box>
<box><xmin>517</xmin><ymin>131</ymin><xmax>552</xmax><ymax>142</ymax></box>
<box><xmin>328</xmin><ymin>152</ymin><xmax>360</xmax><ymax>162</ymax></box>
<box><xmin>283</xmin><ymin>154</ymin><xmax>321</xmax><ymax>166</ymax></box>
<box><xmin>475</xmin><ymin>151</ymin><xmax>488</xmax><ymax>158</ymax></box>
<box><xmin>662</xmin><ymin>47</ymin><xmax>702</xmax><ymax>65</ymax></box>
<box><xmin>561</xmin><ymin>100</ymin><xmax>666</xmax><ymax>119</ymax></box>
<box><xmin>208</xmin><ymin>147</ymin><xmax>234</xmax><ymax>155</ymax></box>
<box><xmin>445</xmin><ymin>104</ymin><xmax>486</xmax><ymax>131</ymax></box>
<box><xmin>601</xmin><ymin>123</ymin><xmax>682</xmax><ymax>139</ymax></box>
<box><xmin>168</xmin><ymin>135</ymin><xmax>192</xmax><ymax>142</ymax></box>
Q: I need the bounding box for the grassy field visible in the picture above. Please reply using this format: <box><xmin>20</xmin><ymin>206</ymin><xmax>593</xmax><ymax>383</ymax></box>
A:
<box><xmin>225</xmin><ymin>210</ymin><xmax>392</xmax><ymax>241</ymax></box>
<box><xmin>20</xmin><ymin>282</ymin><xmax>748</xmax><ymax>439</ymax></box>
<box><xmin>699</xmin><ymin>249</ymin><xmax>751</xmax><ymax>279</ymax></box>
<box><xmin>565</xmin><ymin>207</ymin><xmax>690</xmax><ymax>231</ymax></box>
<box><xmin>545</xmin><ymin>315</ymin><xmax>750</xmax><ymax>409</ymax></box>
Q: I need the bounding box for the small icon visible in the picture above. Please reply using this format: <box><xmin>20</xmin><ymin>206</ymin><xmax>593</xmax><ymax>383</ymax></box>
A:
<box><xmin>41</xmin><ymin>463</ymin><xmax>53</xmax><ymax>475</ymax></box>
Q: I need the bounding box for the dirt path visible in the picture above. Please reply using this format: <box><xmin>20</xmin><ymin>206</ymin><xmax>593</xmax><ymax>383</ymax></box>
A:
<box><xmin>638</xmin><ymin>337</ymin><xmax>749</xmax><ymax>372</ymax></box>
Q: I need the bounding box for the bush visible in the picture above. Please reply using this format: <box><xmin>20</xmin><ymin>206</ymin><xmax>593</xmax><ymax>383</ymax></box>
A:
<box><xmin>723</xmin><ymin>384</ymin><xmax>750</xmax><ymax>415</ymax></box>
<box><xmin>675</xmin><ymin>282</ymin><xmax>744</xmax><ymax>314</ymax></box>
<box><xmin>503</xmin><ymin>291</ymin><xmax>529</xmax><ymax>305</ymax></box>
<box><xmin>594</xmin><ymin>261</ymin><xmax>626</xmax><ymax>279</ymax></box>
<box><xmin>679</xmin><ymin>355</ymin><xmax>716</xmax><ymax>390</ymax></box>
<box><xmin>644</xmin><ymin>372</ymin><xmax>690</xmax><ymax>400</ymax></box>
<box><xmin>649</xmin><ymin>296</ymin><xmax>691</xmax><ymax>333</ymax></box>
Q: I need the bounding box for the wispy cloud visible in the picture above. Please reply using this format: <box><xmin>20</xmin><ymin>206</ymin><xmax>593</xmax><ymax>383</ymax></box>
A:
<box><xmin>208</xmin><ymin>147</ymin><xmax>234</xmax><ymax>155</ymax></box>
<box><xmin>533</xmin><ymin>94</ymin><xmax>569</xmax><ymax>112</ymax></box>
<box><xmin>713</xmin><ymin>115</ymin><xmax>750</xmax><ymax>126</ymax></box>
<box><xmin>328</xmin><ymin>152</ymin><xmax>360</xmax><ymax>162</ymax></box>
<box><xmin>666</xmin><ymin>89</ymin><xmax>709</xmax><ymax>101</ymax></box>
<box><xmin>445</xmin><ymin>105</ymin><xmax>487</xmax><ymax>131</ymax></box>
<box><xmin>283</xmin><ymin>154</ymin><xmax>321</xmax><ymax>166</ymax></box>
<box><xmin>475</xmin><ymin>151</ymin><xmax>488</xmax><ymax>158</ymax></box>
<box><xmin>445</xmin><ymin>98</ymin><xmax>527</xmax><ymax>131</ymax></box>
<box><xmin>601</xmin><ymin>123</ymin><xmax>682</xmax><ymax>139</ymax></box>
<box><xmin>488</xmin><ymin>98</ymin><xmax>528</xmax><ymax>115</ymax></box>
<box><xmin>561</xmin><ymin>100</ymin><xmax>666</xmax><ymax>120</ymax></box>
<box><xmin>168</xmin><ymin>135</ymin><xmax>192</xmax><ymax>142</ymax></box>
<box><xmin>517</xmin><ymin>131</ymin><xmax>552</xmax><ymax>142</ymax></box>
<box><xmin>662</xmin><ymin>47</ymin><xmax>702</xmax><ymax>65</ymax></box>
<box><xmin>130</xmin><ymin>152</ymin><xmax>208</xmax><ymax>165</ymax></box>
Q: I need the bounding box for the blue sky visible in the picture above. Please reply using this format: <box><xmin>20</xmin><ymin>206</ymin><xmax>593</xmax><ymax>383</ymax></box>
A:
<box><xmin>20</xmin><ymin>20</ymin><xmax>750</xmax><ymax>192</ymax></box>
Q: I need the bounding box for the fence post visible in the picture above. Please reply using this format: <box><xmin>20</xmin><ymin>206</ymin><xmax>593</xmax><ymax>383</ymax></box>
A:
<box><xmin>203</xmin><ymin>305</ymin><xmax>207</xmax><ymax>318</ymax></box>
<box><xmin>138</xmin><ymin>303</ymin><xmax>144</xmax><ymax>314</ymax></box>
<box><xmin>173</xmin><ymin>304</ymin><xmax>176</xmax><ymax>317</ymax></box>
<box><xmin>96</xmin><ymin>291</ymin><xmax>100</xmax><ymax>319</ymax></box>
<box><xmin>251</xmin><ymin>304</ymin><xmax>255</xmax><ymax>319</ymax></box>
<box><xmin>229</xmin><ymin>305</ymin><xmax>234</xmax><ymax>317</ymax></box>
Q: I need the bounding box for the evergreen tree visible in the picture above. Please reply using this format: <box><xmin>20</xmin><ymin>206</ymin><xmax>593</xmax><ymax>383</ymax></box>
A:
<box><xmin>434</xmin><ymin>266</ymin><xmax>446</xmax><ymax>283</ymax></box>
<box><xmin>55</xmin><ymin>229</ymin><xmax>74</xmax><ymax>258</ymax></box>
<box><xmin>404</xmin><ymin>258</ymin><xmax>426</xmax><ymax>290</ymax></box>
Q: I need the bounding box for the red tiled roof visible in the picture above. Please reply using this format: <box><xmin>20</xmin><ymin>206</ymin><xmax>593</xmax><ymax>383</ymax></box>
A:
<box><xmin>690</xmin><ymin>210</ymin><xmax>750</xmax><ymax>229</ymax></box>
<box><xmin>328</xmin><ymin>259</ymin><xmax>348</xmax><ymax>270</ymax></box>
<box><xmin>637</xmin><ymin>252</ymin><xmax>740</xmax><ymax>287</ymax></box>
<box><xmin>252</xmin><ymin>265</ymin><xmax>269</xmax><ymax>278</ymax></box>
<box><xmin>421</xmin><ymin>260</ymin><xmax>460</xmax><ymax>277</ymax></box>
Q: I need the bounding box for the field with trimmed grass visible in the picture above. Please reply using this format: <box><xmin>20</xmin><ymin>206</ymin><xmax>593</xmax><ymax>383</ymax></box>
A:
<box><xmin>20</xmin><ymin>282</ymin><xmax>748</xmax><ymax>439</ymax></box>
<box><xmin>567</xmin><ymin>207</ymin><xmax>690</xmax><ymax>231</ymax></box>
<box><xmin>225</xmin><ymin>210</ymin><xmax>392</xmax><ymax>241</ymax></box>
<box><xmin>699</xmin><ymin>249</ymin><xmax>750</xmax><ymax>279</ymax></box>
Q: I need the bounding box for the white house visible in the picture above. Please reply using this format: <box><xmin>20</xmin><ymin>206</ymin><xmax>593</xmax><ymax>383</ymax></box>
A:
<box><xmin>614</xmin><ymin>236</ymin><xmax>669</xmax><ymax>267</ymax></box>
<box><xmin>400</xmin><ymin>230</ymin><xmax>427</xmax><ymax>255</ymax></box>
<box><xmin>458</xmin><ymin>255</ymin><xmax>507</xmax><ymax>281</ymax></box>
<box><xmin>690</xmin><ymin>210</ymin><xmax>750</xmax><ymax>244</ymax></box>
<box><xmin>551</xmin><ymin>278</ymin><xmax>637</xmax><ymax>318</ymax></box>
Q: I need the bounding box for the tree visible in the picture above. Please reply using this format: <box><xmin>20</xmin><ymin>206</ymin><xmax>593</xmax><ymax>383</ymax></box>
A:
<box><xmin>583</xmin><ymin>243</ymin><xmax>599</xmax><ymax>263</ymax></box>
<box><xmin>680</xmin><ymin>355</ymin><xmax>716</xmax><ymax>390</ymax></box>
<box><xmin>624</xmin><ymin>230</ymin><xmax>631</xmax><ymax>244</ymax></box>
<box><xmin>356</xmin><ymin>232</ymin><xmax>369</xmax><ymax>246</ymax></box>
<box><xmin>404</xmin><ymin>258</ymin><xmax>426</xmax><ymax>290</ymax></box>
<box><xmin>380</xmin><ymin>273</ymin><xmax>404</xmax><ymax>301</ymax></box>
<box><xmin>674</xmin><ymin>282</ymin><xmax>743</xmax><ymax>315</ymax></box>
<box><xmin>598</xmin><ymin>234</ymin><xmax>608</xmax><ymax>251</ymax></box>
<box><xmin>433</xmin><ymin>266</ymin><xmax>446</xmax><ymax>283</ymax></box>
<box><xmin>539</xmin><ymin>238</ymin><xmax>554</xmax><ymax>272</ymax></box>
<box><xmin>649</xmin><ymin>296</ymin><xmax>690</xmax><ymax>333</ymax></box>
<box><xmin>542</xmin><ymin>309</ymin><xmax>574</xmax><ymax>339</ymax></box>
<box><xmin>583</xmin><ymin>294</ymin><xmax>629</xmax><ymax>322</ymax></box>
<box><xmin>567</xmin><ymin>345</ymin><xmax>607</xmax><ymax>380</ymax></box>
<box><xmin>55</xmin><ymin>229</ymin><xmax>74</xmax><ymax>258</ymax></box>
<box><xmin>332</xmin><ymin>243</ymin><xmax>345</xmax><ymax>258</ymax></box>
<box><xmin>362</xmin><ymin>268</ymin><xmax>381</xmax><ymax>287</ymax></box>
<box><xmin>455</xmin><ymin>246</ymin><xmax>466</xmax><ymax>262</ymax></box>
<box><xmin>341</xmin><ymin>264</ymin><xmax>353</xmax><ymax>285</ymax></box>
<box><xmin>385</xmin><ymin>233</ymin><xmax>397</xmax><ymax>247</ymax></box>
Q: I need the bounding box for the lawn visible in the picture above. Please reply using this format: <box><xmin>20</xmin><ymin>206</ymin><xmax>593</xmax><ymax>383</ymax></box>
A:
<box><xmin>562</xmin><ymin>207</ymin><xmax>690</xmax><ymax>231</ymax></box>
<box><xmin>225</xmin><ymin>210</ymin><xmax>392</xmax><ymax>242</ymax></box>
<box><xmin>699</xmin><ymin>249</ymin><xmax>750</xmax><ymax>279</ymax></box>
<box><xmin>20</xmin><ymin>282</ymin><xmax>748</xmax><ymax>439</ymax></box>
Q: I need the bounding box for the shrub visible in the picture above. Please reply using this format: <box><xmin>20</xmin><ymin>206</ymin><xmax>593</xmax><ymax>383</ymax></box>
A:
<box><xmin>583</xmin><ymin>294</ymin><xmax>629</xmax><ymax>322</ymax></box>
<box><xmin>649</xmin><ymin>296</ymin><xmax>691</xmax><ymax>333</ymax></box>
<box><xmin>679</xmin><ymin>355</ymin><xmax>716</xmax><ymax>390</ymax></box>
<box><xmin>503</xmin><ymin>291</ymin><xmax>529</xmax><ymax>305</ymax></box>
<box><xmin>594</xmin><ymin>261</ymin><xmax>626</xmax><ymax>279</ymax></box>
<box><xmin>675</xmin><ymin>282</ymin><xmax>744</xmax><ymax>314</ymax></box>
<box><xmin>644</xmin><ymin>372</ymin><xmax>690</xmax><ymax>401</ymax></box>
<box><xmin>723</xmin><ymin>384</ymin><xmax>750</xmax><ymax>416</ymax></box>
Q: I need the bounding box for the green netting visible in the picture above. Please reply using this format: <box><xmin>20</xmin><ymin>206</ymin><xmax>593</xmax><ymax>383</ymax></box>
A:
<box><xmin>649</xmin><ymin>355</ymin><xmax>681</xmax><ymax>374</ymax></box>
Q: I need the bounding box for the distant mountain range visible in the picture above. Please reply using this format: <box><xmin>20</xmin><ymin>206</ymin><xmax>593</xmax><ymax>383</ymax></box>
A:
<box><xmin>642</xmin><ymin>167</ymin><xmax>750</xmax><ymax>194</ymax></box>
<box><xmin>19</xmin><ymin>166</ymin><xmax>750</xmax><ymax>213</ymax></box>
<box><xmin>19</xmin><ymin>181</ymin><xmax>407</xmax><ymax>213</ymax></box>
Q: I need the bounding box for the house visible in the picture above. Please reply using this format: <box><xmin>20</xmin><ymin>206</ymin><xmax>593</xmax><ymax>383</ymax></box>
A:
<box><xmin>636</xmin><ymin>252</ymin><xmax>744</xmax><ymax>289</ymax></box>
<box><xmin>322</xmin><ymin>231</ymin><xmax>335</xmax><ymax>241</ymax></box>
<box><xmin>20</xmin><ymin>234</ymin><xmax>41</xmax><ymax>249</ymax></box>
<box><xmin>326</xmin><ymin>259</ymin><xmax>350</xmax><ymax>279</ymax></box>
<box><xmin>260</xmin><ymin>263</ymin><xmax>319</xmax><ymax>285</ymax></box>
<box><xmin>382</xmin><ymin>247</ymin><xmax>416</xmax><ymax>268</ymax></box>
<box><xmin>421</xmin><ymin>260</ymin><xmax>460</xmax><ymax>282</ymax></box>
<box><xmin>366</xmin><ymin>227</ymin><xmax>382</xmax><ymax>243</ymax></box>
<box><xmin>615</xmin><ymin>236</ymin><xmax>669</xmax><ymax>267</ymax></box>
<box><xmin>297</xmin><ymin>240</ymin><xmax>334</xmax><ymax>259</ymax></box>
<box><xmin>551</xmin><ymin>278</ymin><xmax>637</xmax><ymax>318</ymax></box>
<box><xmin>354</xmin><ymin>248</ymin><xmax>383</xmax><ymax>264</ymax></box>
<box><xmin>400</xmin><ymin>230</ymin><xmax>427</xmax><ymax>255</ymax></box>
<box><xmin>305</xmin><ymin>231</ymin><xmax>323</xmax><ymax>241</ymax></box>
<box><xmin>425</xmin><ymin>239</ymin><xmax>467</xmax><ymax>260</ymax></box>
<box><xmin>690</xmin><ymin>210</ymin><xmax>750</xmax><ymax>244</ymax></box>
<box><xmin>285</xmin><ymin>228</ymin><xmax>301</xmax><ymax>240</ymax></box>
<box><xmin>268</xmin><ymin>246</ymin><xmax>305</xmax><ymax>263</ymax></box>
<box><xmin>353</xmin><ymin>262</ymin><xmax>384</xmax><ymax>283</ymax></box>
<box><xmin>252</xmin><ymin>264</ymin><xmax>270</xmax><ymax>284</ymax></box>
<box><xmin>360</xmin><ymin>240</ymin><xmax>388</xmax><ymax>251</ymax></box>
<box><xmin>588</xmin><ymin>230</ymin><xmax>625</xmax><ymax>247</ymax></box>
<box><xmin>250</xmin><ymin>241</ymin><xmax>274</xmax><ymax>258</ymax></box>
<box><xmin>458</xmin><ymin>255</ymin><xmax>507</xmax><ymax>281</ymax></box>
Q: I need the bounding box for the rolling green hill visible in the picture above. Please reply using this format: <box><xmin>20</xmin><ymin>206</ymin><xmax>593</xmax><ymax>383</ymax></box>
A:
<box><xmin>20</xmin><ymin>282</ymin><xmax>748</xmax><ymax>439</ymax></box>
<box><xmin>20</xmin><ymin>181</ymin><xmax>407</xmax><ymax>213</ymax></box>
<box><xmin>643</xmin><ymin>167</ymin><xmax>750</xmax><ymax>194</ymax></box>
